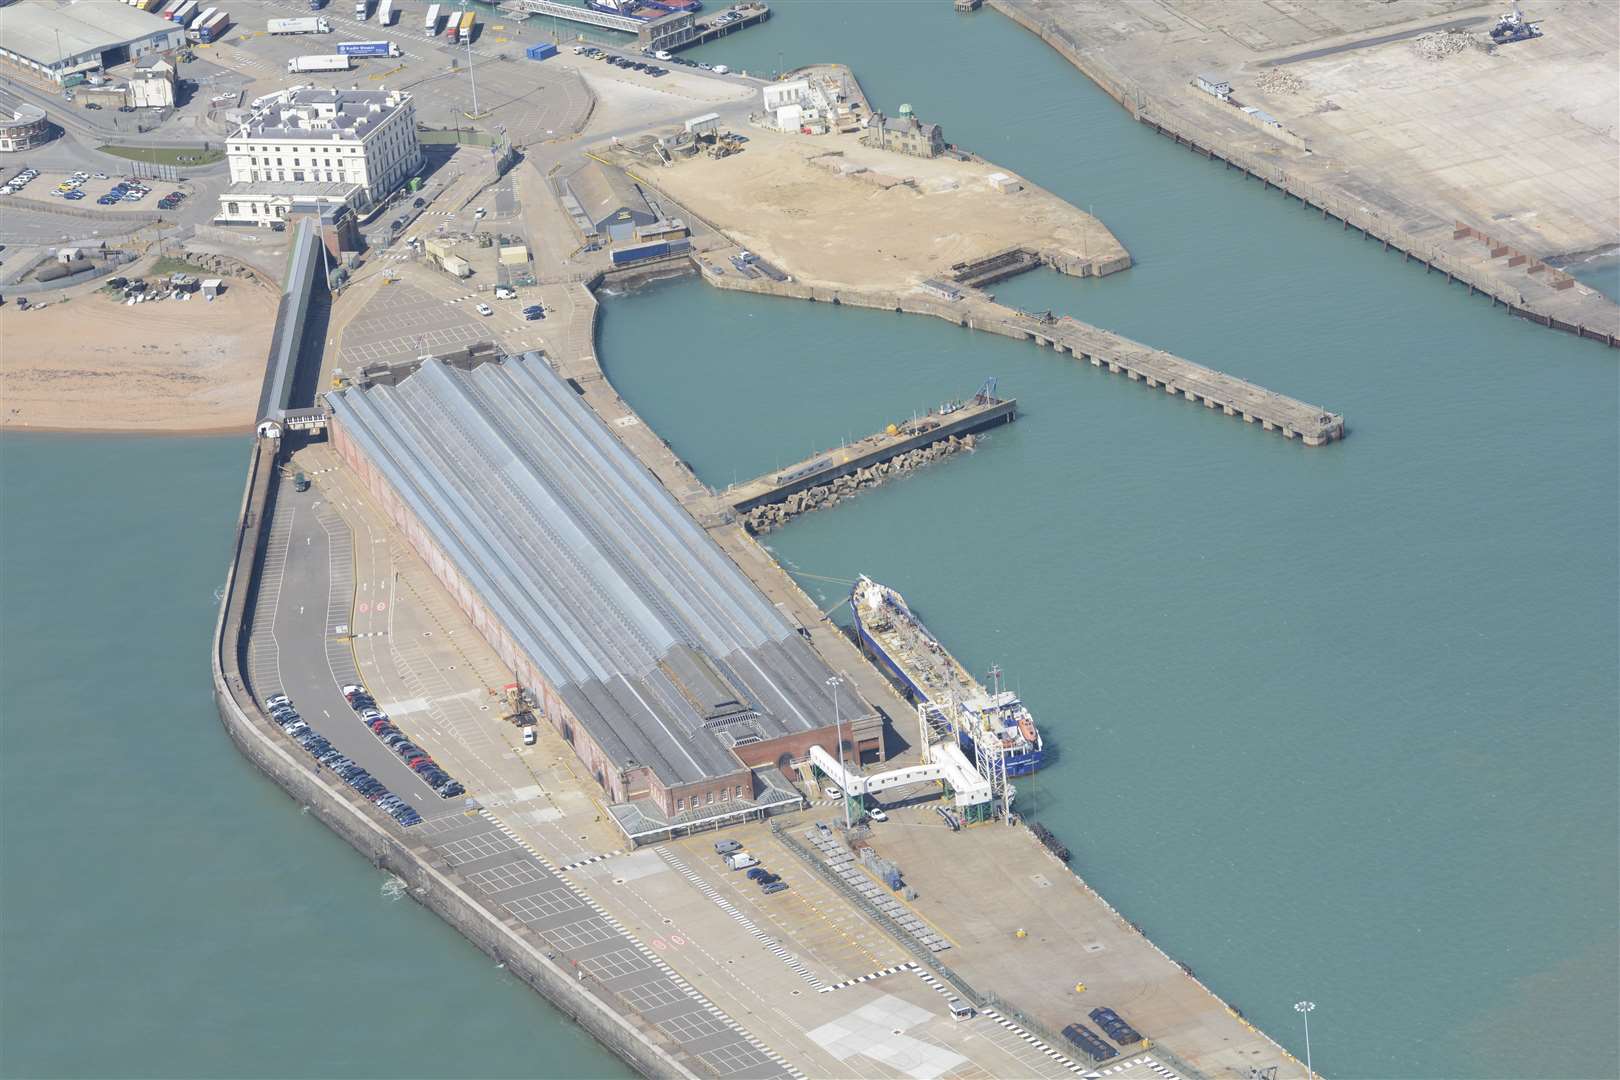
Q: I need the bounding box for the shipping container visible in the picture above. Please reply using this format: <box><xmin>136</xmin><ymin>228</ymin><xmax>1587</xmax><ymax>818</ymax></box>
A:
<box><xmin>525</xmin><ymin>42</ymin><xmax>556</xmax><ymax>60</ymax></box>
<box><xmin>609</xmin><ymin>238</ymin><xmax>690</xmax><ymax>266</ymax></box>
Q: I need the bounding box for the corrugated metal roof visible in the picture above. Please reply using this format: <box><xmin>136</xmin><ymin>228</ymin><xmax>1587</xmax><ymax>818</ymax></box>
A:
<box><xmin>328</xmin><ymin>354</ymin><xmax>864</xmax><ymax>787</ymax></box>
<box><xmin>565</xmin><ymin>160</ymin><xmax>655</xmax><ymax>230</ymax></box>
<box><xmin>0</xmin><ymin>4</ymin><xmax>179</xmax><ymax>66</ymax></box>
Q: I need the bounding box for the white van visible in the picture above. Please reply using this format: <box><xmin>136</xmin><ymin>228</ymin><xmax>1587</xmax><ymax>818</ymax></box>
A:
<box><xmin>522</xmin><ymin>725</ymin><xmax>536</xmax><ymax>745</ymax></box>
<box><xmin>495</xmin><ymin>284</ymin><xmax>516</xmax><ymax>299</ymax></box>
<box><xmin>724</xmin><ymin>851</ymin><xmax>758</xmax><ymax>871</ymax></box>
<box><xmin>712</xmin><ymin>64</ymin><xmax>730</xmax><ymax>75</ymax></box>
<box><xmin>654</xmin><ymin>50</ymin><xmax>672</xmax><ymax>61</ymax></box>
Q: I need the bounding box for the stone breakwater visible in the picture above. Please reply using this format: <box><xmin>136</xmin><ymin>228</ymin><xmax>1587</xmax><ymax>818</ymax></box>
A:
<box><xmin>742</xmin><ymin>433</ymin><xmax>976</xmax><ymax>533</ymax></box>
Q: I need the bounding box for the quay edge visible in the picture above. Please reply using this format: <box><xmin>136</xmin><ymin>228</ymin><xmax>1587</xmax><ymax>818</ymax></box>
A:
<box><xmin>210</xmin><ymin>439</ymin><xmax>700</xmax><ymax>1080</ymax></box>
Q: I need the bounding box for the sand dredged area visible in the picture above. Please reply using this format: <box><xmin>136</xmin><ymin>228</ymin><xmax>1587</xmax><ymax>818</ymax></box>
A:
<box><xmin>645</xmin><ymin>129</ymin><xmax>1130</xmax><ymax>291</ymax></box>
<box><xmin>0</xmin><ymin>288</ymin><xmax>277</xmax><ymax>434</ymax></box>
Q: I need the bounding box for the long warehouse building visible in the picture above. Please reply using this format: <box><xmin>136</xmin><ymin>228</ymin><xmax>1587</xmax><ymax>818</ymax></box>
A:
<box><xmin>327</xmin><ymin>350</ymin><xmax>879</xmax><ymax>841</ymax></box>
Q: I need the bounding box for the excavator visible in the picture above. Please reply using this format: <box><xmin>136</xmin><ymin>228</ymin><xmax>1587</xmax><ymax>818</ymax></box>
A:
<box><xmin>1490</xmin><ymin>3</ymin><xmax>1542</xmax><ymax>44</ymax></box>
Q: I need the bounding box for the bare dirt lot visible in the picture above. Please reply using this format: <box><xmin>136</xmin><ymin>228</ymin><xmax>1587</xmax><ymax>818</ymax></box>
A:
<box><xmin>643</xmin><ymin>128</ymin><xmax>1129</xmax><ymax>292</ymax></box>
<box><xmin>0</xmin><ymin>286</ymin><xmax>277</xmax><ymax>433</ymax></box>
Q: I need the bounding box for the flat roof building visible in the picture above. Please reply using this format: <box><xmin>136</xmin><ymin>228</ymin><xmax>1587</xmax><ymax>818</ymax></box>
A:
<box><xmin>327</xmin><ymin>351</ymin><xmax>878</xmax><ymax>841</ymax></box>
<box><xmin>0</xmin><ymin>3</ymin><xmax>183</xmax><ymax>83</ymax></box>
<box><xmin>220</xmin><ymin>87</ymin><xmax>418</xmax><ymax>226</ymax></box>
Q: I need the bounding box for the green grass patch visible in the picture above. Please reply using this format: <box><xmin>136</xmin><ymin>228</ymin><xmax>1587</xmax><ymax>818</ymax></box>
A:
<box><xmin>150</xmin><ymin>256</ymin><xmax>215</xmax><ymax>277</ymax></box>
<box><xmin>98</xmin><ymin>144</ymin><xmax>224</xmax><ymax>167</ymax></box>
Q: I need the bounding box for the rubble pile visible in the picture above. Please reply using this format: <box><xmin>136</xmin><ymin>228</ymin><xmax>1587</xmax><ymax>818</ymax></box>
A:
<box><xmin>1412</xmin><ymin>29</ymin><xmax>1493</xmax><ymax>61</ymax></box>
<box><xmin>1255</xmin><ymin>68</ymin><xmax>1307</xmax><ymax>96</ymax></box>
<box><xmin>743</xmin><ymin>434</ymin><xmax>976</xmax><ymax>533</ymax></box>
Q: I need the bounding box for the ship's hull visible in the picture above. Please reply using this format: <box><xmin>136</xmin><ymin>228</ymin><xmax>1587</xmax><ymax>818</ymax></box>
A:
<box><xmin>851</xmin><ymin>587</ymin><xmax>1045</xmax><ymax>777</ymax></box>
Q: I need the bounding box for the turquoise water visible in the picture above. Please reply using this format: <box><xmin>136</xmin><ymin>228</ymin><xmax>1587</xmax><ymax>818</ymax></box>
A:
<box><xmin>4</xmin><ymin>4</ymin><xmax>1615</xmax><ymax>1079</ymax></box>
<box><xmin>593</xmin><ymin>3</ymin><xmax>1620</xmax><ymax>1077</ymax></box>
<box><xmin>0</xmin><ymin>435</ymin><xmax>627</xmax><ymax>1080</ymax></box>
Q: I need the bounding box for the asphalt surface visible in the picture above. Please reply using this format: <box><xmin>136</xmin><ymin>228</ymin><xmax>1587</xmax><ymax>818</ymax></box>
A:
<box><xmin>1260</xmin><ymin>16</ymin><xmax>1490</xmax><ymax>67</ymax></box>
<box><xmin>246</xmin><ymin>470</ymin><xmax>795</xmax><ymax>1078</ymax></box>
<box><xmin>248</xmin><ymin>472</ymin><xmax>461</xmax><ymax>820</ymax></box>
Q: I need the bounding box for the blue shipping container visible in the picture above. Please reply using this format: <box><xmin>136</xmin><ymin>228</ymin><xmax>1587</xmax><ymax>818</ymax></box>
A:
<box><xmin>525</xmin><ymin>42</ymin><xmax>557</xmax><ymax>60</ymax></box>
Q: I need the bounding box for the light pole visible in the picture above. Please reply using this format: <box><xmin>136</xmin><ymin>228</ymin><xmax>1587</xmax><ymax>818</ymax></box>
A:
<box><xmin>826</xmin><ymin>674</ymin><xmax>849</xmax><ymax>829</ymax></box>
<box><xmin>1293</xmin><ymin>1001</ymin><xmax>1315</xmax><ymax>1080</ymax></box>
<box><xmin>465</xmin><ymin>36</ymin><xmax>479</xmax><ymax>118</ymax></box>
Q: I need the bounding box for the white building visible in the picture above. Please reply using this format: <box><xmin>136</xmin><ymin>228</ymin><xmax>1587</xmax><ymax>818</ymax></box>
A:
<box><xmin>761</xmin><ymin>79</ymin><xmax>809</xmax><ymax>112</ymax></box>
<box><xmin>1195</xmin><ymin>73</ymin><xmax>1232</xmax><ymax>101</ymax></box>
<box><xmin>130</xmin><ymin>56</ymin><xmax>176</xmax><ymax>110</ymax></box>
<box><xmin>217</xmin><ymin>87</ymin><xmax>420</xmax><ymax>227</ymax></box>
<box><xmin>0</xmin><ymin>4</ymin><xmax>183</xmax><ymax>84</ymax></box>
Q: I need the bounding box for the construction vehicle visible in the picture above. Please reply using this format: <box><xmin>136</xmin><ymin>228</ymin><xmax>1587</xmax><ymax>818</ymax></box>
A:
<box><xmin>1490</xmin><ymin>3</ymin><xmax>1542</xmax><ymax>43</ymax></box>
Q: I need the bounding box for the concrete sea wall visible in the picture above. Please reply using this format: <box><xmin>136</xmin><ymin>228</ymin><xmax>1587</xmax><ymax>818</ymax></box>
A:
<box><xmin>987</xmin><ymin>0</ymin><xmax>1619</xmax><ymax>349</ymax></box>
<box><xmin>210</xmin><ymin>439</ymin><xmax>695</xmax><ymax>1080</ymax></box>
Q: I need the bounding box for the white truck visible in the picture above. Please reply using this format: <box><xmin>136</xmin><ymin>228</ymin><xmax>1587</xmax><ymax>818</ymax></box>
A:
<box><xmin>377</xmin><ymin>0</ymin><xmax>395</xmax><ymax>25</ymax></box>
<box><xmin>267</xmin><ymin>16</ymin><xmax>332</xmax><ymax>33</ymax></box>
<box><xmin>287</xmin><ymin>53</ymin><xmax>354</xmax><ymax>73</ymax></box>
<box><xmin>353</xmin><ymin>0</ymin><xmax>368</xmax><ymax>18</ymax></box>
<box><xmin>423</xmin><ymin>2</ymin><xmax>440</xmax><ymax>35</ymax></box>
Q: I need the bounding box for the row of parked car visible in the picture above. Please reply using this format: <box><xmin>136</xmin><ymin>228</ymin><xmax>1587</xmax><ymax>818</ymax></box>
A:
<box><xmin>342</xmin><ymin>684</ymin><xmax>466</xmax><ymax>799</ymax></box>
<box><xmin>0</xmin><ymin>167</ymin><xmax>42</xmax><ymax>195</ymax></box>
<box><xmin>265</xmin><ymin>694</ymin><xmax>423</xmax><ymax>827</ymax></box>
<box><xmin>1060</xmin><ymin>1006</ymin><xmax>1144</xmax><ymax>1063</ymax></box>
<box><xmin>713</xmin><ymin>839</ymin><xmax>789</xmax><ymax>894</ymax></box>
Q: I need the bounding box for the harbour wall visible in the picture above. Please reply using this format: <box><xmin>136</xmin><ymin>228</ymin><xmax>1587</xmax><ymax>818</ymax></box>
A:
<box><xmin>692</xmin><ymin>256</ymin><xmax>1344</xmax><ymax>445</ymax></box>
<box><xmin>987</xmin><ymin>0</ymin><xmax>1619</xmax><ymax>349</ymax></box>
<box><xmin>210</xmin><ymin>437</ymin><xmax>698</xmax><ymax>1080</ymax></box>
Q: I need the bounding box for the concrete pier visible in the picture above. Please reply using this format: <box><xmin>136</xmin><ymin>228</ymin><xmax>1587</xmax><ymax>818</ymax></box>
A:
<box><xmin>727</xmin><ymin>391</ymin><xmax>1016</xmax><ymax>516</ymax></box>
<box><xmin>694</xmin><ymin>252</ymin><xmax>1346</xmax><ymax>447</ymax></box>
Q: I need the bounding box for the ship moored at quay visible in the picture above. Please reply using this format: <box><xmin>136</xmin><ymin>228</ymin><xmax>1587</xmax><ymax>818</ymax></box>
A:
<box><xmin>851</xmin><ymin>575</ymin><xmax>1045</xmax><ymax>777</ymax></box>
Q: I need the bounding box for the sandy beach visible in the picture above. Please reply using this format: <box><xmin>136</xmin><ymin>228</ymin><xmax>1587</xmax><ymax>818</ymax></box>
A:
<box><xmin>0</xmin><ymin>287</ymin><xmax>277</xmax><ymax>435</ymax></box>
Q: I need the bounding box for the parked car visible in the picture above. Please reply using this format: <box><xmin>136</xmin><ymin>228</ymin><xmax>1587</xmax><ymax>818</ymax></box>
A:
<box><xmin>761</xmin><ymin>882</ymin><xmax>789</xmax><ymax>895</ymax></box>
<box><xmin>866</xmin><ymin>805</ymin><xmax>888</xmax><ymax>822</ymax></box>
<box><xmin>475</xmin><ymin>303</ymin><xmax>493</xmax><ymax>316</ymax></box>
<box><xmin>714</xmin><ymin>839</ymin><xmax>742</xmax><ymax>855</ymax></box>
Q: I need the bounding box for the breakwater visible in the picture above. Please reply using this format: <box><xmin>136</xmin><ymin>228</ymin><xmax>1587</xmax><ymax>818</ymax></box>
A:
<box><xmin>740</xmin><ymin>433</ymin><xmax>978</xmax><ymax>533</ymax></box>
<box><xmin>693</xmin><ymin>254</ymin><xmax>1344</xmax><ymax>445</ymax></box>
<box><xmin>210</xmin><ymin>438</ymin><xmax>696</xmax><ymax>1080</ymax></box>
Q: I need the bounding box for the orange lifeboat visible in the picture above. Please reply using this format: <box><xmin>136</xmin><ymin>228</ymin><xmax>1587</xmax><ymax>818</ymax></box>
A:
<box><xmin>1017</xmin><ymin>714</ymin><xmax>1039</xmax><ymax>746</ymax></box>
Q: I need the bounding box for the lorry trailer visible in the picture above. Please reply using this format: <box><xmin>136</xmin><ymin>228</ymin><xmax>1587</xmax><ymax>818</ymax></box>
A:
<box><xmin>353</xmin><ymin>0</ymin><xmax>368</xmax><ymax>18</ymax></box>
<box><xmin>376</xmin><ymin>0</ymin><xmax>395</xmax><ymax>24</ymax></box>
<box><xmin>287</xmin><ymin>53</ymin><xmax>354</xmax><ymax>72</ymax></box>
<box><xmin>445</xmin><ymin>10</ymin><xmax>463</xmax><ymax>40</ymax></box>
<box><xmin>456</xmin><ymin>9</ymin><xmax>475</xmax><ymax>42</ymax></box>
<box><xmin>336</xmin><ymin>40</ymin><xmax>401</xmax><ymax>57</ymax></box>
<box><xmin>423</xmin><ymin>2</ymin><xmax>440</xmax><ymax>34</ymax></box>
<box><xmin>170</xmin><ymin>0</ymin><xmax>199</xmax><ymax>22</ymax></box>
<box><xmin>160</xmin><ymin>0</ymin><xmax>184</xmax><ymax>18</ymax></box>
<box><xmin>192</xmin><ymin>9</ymin><xmax>230</xmax><ymax>41</ymax></box>
<box><xmin>184</xmin><ymin>5</ymin><xmax>215</xmax><ymax>30</ymax></box>
<box><xmin>267</xmin><ymin>15</ymin><xmax>332</xmax><ymax>32</ymax></box>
